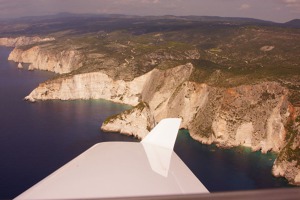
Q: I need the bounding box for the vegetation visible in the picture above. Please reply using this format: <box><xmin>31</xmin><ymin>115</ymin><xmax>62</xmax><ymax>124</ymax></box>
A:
<box><xmin>1</xmin><ymin>13</ymin><xmax>299</xmax><ymax>182</ymax></box>
<box><xmin>1</xmin><ymin>14</ymin><xmax>299</xmax><ymax>102</ymax></box>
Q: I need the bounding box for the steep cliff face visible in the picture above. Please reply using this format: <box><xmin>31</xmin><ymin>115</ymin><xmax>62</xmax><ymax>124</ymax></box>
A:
<box><xmin>25</xmin><ymin>70</ymin><xmax>152</xmax><ymax>105</ymax></box>
<box><xmin>159</xmin><ymin>78</ymin><xmax>289</xmax><ymax>155</ymax></box>
<box><xmin>141</xmin><ymin>63</ymin><xmax>194</xmax><ymax>120</ymax></box>
<box><xmin>0</xmin><ymin>36</ymin><xmax>55</xmax><ymax>47</ymax></box>
<box><xmin>8</xmin><ymin>46</ymin><xmax>83</xmax><ymax>74</ymax></box>
<box><xmin>102</xmin><ymin>65</ymin><xmax>290</xmax><ymax>154</ymax></box>
<box><xmin>272</xmin><ymin>107</ymin><xmax>300</xmax><ymax>185</ymax></box>
<box><xmin>188</xmin><ymin>82</ymin><xmax>289</xmax><ymax>153</ymax></box>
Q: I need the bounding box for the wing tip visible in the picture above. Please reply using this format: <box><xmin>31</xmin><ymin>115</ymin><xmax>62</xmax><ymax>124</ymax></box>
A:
<box><xmin>141</xmin><ymin>118</ymin><xmax>182</xmax><ymax>149</ymax></box>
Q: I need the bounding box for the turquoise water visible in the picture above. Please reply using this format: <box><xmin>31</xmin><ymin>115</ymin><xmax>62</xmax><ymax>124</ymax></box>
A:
<box><xmin>0</xmin><ymin>47</ymin><xmax>292</xmax><ymax>199</ymax></box>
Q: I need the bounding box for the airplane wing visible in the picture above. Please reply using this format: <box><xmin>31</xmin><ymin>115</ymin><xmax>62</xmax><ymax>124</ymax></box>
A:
<box><xmin>15</xmin><ymin>118</ymin><xmax>209</xmax><ymax>199</ymax></box>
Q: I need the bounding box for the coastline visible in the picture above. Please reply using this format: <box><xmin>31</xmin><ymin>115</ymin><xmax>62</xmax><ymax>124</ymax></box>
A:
<box><xmin>1</xmin><ymin>31</ymin><xmax>300</xmax><ymax>186</ymax></box>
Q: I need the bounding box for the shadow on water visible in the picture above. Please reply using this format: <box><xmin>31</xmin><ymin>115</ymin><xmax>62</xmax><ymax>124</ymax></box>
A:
<box><xmin>174</xmin><ymin>129</ymin><xmax>292</xmax><ymax>192</ymax></box>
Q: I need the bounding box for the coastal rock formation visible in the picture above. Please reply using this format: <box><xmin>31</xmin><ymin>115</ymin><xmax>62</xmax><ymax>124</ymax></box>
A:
<box><xmin>272</xmin><ymin>107</ymin><xmax>300</xmax><ymax>185</ymax></box>
<box><xmin>188</xmin><ymin>82</ymin><xmax>289</xmax><ymax>153</ymax></box>
<box><xmin>101</xmin><ymin>102</ymin><xmax>155</xmax><ymax>139</ymax></box>
<box><xmin>99</xmin><ymin>65</ymin><xmax>290</xmax><ymax>155</ymax></box>
<box><xmin>0</xmin><ymin>36</ymin><xmax>54</xmax><ymax>47</ymax></box>
<box><xmin>17</xmin><ymin>62</ymin><xmax>23</xmax><ymax>69</ymax></box>
<box><xmin>8</xmin><ymin>46</ymin><xmax>83</xmax><ymax>74</ymax></box>
<box><xmin>24</xmin><ymin>69</ymin><xmax>153</xmax><ymax>105</ymax></box>
<box><xmin>22</xmin><ymin>59</ymin><xmax>299</xmax><ymax>184</ymax></box>
<box><xmin>24</xmin><ymin>63</ymin><xmax>291</xmax><ymax>154</ymax></box>
<box><xmin>273</xmin><ymin>159</ymin><xmax>300</xmax><ymax>186</ymax></box>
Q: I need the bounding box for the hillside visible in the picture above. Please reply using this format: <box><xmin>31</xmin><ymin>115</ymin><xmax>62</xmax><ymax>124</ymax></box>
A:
<box><xmin>285</xmin><ymin>19</ymin><xmax>300</xmax><ymax>28</ymax></box>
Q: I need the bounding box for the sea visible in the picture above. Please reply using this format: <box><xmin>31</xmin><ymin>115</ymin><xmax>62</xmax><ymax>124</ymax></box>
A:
<box><xmin>0</xmin><ymin>46</ymin><xmax>291</xmax><ymax>199</ymax></box>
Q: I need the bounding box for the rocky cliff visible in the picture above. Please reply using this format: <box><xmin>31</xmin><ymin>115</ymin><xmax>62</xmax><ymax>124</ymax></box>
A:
<box><xmin>24</xmin><ymin>68</ymin><xmax>152</xmax><ymax>104</ymax></box>
<box><xmin>102</xmin><ymin>102</ymin><xmax>155</xmax><ymax>138</ymax></box>
<box><xmin>18</xmin><ymin>59</ymin><xmax>300</xmax><ymax>185</ymax></box>
<box><xmin>0</xmin><ymin>36</ymin><xmax>54</xmax><ymax>47</ymax></box>
<box><xmin>102</xmin><ymin>64</ymin><xmax>298</xmax><ymax>185</ymax></box>
<box><xmin>8</xmin><ymin>45</ymin><xmax>84</xmax><ymax>74</ymax></box>
<box><xmin>25</xmin><ymin>62</ymin><xmax>291</xmax><ymax>153</ymax></box>
<box><xmin>101</xmin><ymin>64</ymin><xmax>290</xmax><ymax>153</ymax></box>
<box><xmin>0</xmin><ymin>36</ymin><xmax>83</xmax><ymax>74</ymax></box>
<box><xmin>272</xmin><ymin>107</ymin><xmax>300</xmax><ymax>185</ymax></box>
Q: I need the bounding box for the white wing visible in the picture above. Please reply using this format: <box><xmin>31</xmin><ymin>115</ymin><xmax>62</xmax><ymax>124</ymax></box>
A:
<box><xmin>142</xmin><ymin>118</ymin><xmax>182</xmax><ymax>149</ymax></box>
<box><xmin>15</xmin><ymin>118</ymin><xmax>209</xmax><ymax>199</ymax></box>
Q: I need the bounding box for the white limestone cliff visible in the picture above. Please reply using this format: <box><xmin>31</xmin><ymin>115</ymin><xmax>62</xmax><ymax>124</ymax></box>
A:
<box><xmin>95</xmin><ymin>65</ymin><xmax>290</xmax><ymax>157</ymax></box>
<box><xmin>24</xmin><ymin>69</ymin><xmax>152</xmax><ymax>105</ymax></box>
<box><xmin>8</xmin><ymin>46</ymin><xmax>83</xmax><ymax>74</ymax></box>
<box><xmin>272</xmin><ymin>107</ymin><xmax>300</xmax><ymax>185</ymax></box>
<box><xmin>0</xmin><ymin>36</ymin><xmax>55</xmax><ymax>47</ymax></box>
<box><xmin>25</xmin><ymin>63</ymin><xmax>291</xmax><ymax>154</ymax></box>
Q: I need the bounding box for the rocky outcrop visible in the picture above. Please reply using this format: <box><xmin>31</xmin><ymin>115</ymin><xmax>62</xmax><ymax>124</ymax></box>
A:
<box><xmin>273</xmin><ymin>159</ymin><xmax>300</xmax><ymax>186</ymax></box>
<box><xmin>8</xmin><ymin>46</ymin><xmax>83</xmax><ymax>74</ymax></box>
<box><xmin>17</xmin><ymin>62</ymin><xmax>23</xmax><ymax>69</ymax></box>
<box><xmin>188</xmin><ymin>83</ymin><xmax>289</xmax><ymax>153</ymax></box>
<box><xmin>101</xmin><ymin>102</ymin><xmax>155</xmax><ymax>139</ymax></box>
<box><xmin>0</xmin><ymin>36</ymin><xmax>55</xmax><ymax>47</ymax></box>
<box><xmin>272</xmin><ymin>107</ymin><xmax>300</xmax><ymax>185</ymax></box>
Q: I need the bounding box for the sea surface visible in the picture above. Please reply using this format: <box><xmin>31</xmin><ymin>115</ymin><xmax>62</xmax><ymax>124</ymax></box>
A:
<box><xmin>0</xmin><ymin>47</ymin><xmax>291</xmax><ymax>199</ymax></box>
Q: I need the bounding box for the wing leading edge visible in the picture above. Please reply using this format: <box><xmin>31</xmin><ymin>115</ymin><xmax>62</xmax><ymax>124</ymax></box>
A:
<box><xmin>15</xmin><ymin>118</ymin><xmax>209</xmax><ymax>199</ymax></box>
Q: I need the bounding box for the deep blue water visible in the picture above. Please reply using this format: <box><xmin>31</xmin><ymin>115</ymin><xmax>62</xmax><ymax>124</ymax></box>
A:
<box><xmin>175</xmin><ymin>130</ymin><xmax>291</xmax><ymax>192</ymax></box>
<box><xmin>0</xmin><ymin>47</ymin><xmax>137</xmax><ymax>199</ymax></box>
<box><xmin>0</xmin><ymin>47</ymin><xmax>291</xmax><ymax>199</ymax></box>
